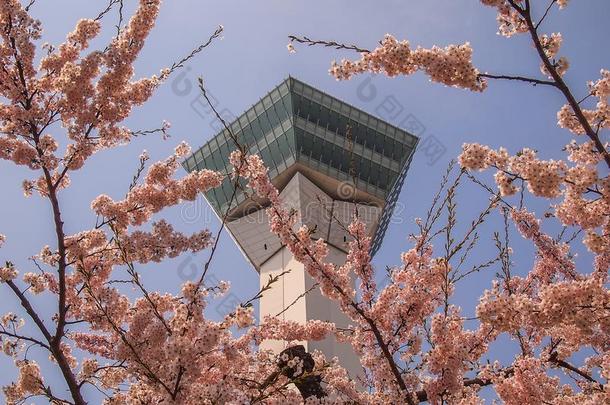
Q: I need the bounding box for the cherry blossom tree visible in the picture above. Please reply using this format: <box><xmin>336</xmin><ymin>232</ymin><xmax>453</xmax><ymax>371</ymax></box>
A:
<box><xmin>0</xmin><ymin>0</ymin><xmax>608</xmax><ymax>404</ymax></box>
<box><xmin>283</xmin><ymin>1</ymin><xmax>610</xmax><ymax>403</ymax></box>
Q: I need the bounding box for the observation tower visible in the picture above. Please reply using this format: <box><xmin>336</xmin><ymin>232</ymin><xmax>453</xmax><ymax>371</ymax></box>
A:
<box><xmin>183</xmin><ymin>77</ymin><xmax>418</xmax><ymax>375</ymax></box>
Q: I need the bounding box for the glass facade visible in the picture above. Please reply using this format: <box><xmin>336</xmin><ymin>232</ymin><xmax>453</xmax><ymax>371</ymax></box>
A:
<box><xmin>183</xmin><ymin>77</ymin><xmax>418</xmax><ymax>256</ymax></box>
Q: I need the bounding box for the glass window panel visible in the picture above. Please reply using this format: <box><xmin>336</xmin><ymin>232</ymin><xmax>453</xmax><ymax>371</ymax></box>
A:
<box><xmin>338</xmin><ymin>116</ymin><xmax>348</xmax><ymax>134</ymax></box>
<box><xmin>329</xmin><ymin>146</ymin><xmax>342</xmax><ymax>171</ymax></box>
<box><xmin>281</xmin><ymin>93</ymin><xmax>291</xmax><ymax>111</ymax></box>
<box><xmin>319</xmin><ymin>105</ymin><xmax>330</xmax><ymax>129</ymax></box>
<box><xmin>358</xmin><ymin>158</ymin><xmax>370</xmax><ymax>184</ymax></box>
<box><xmin>260</xmin><ymin>147</ymin><xmax>273</xmax><ymax>167</ymax></box>
<box><xmin>203</xmin><ymin>154</ymin><xmax>214</xmax><ymax>170</ymax></box>
<box><xmin>373</xmin><ymin>132</ymin><xmax>384</xmax><ymax>155</ymax></box>
<box><xmin>268</xmin><ymin>106</ymin><xmax>280</xmax><ymax>130</ymax></box>
<box><xmin>294</xmin><ymin>95</ymin><xmax>304</xmax><ymax>118</ymax></box>
<box><xmin>212</xmin><ymin>150</ymin><xmax>224</xmax><ymax>171</ymax></box>
<box><xmin>285</xmin><ymin>128</ymin><xmax>295</xmax><ymax>153</ymax></box>
<box><xmin>278</xmin><ymin>133</ymin><xmax>292</xmax><ymax>158</ymax></box>
<box><xmin>328</xmin><ymin>111</ymin><xmax>339</xmax><ymax>133</ymax></box>
<box><xmin>353</xmin><ymin>124</ymin><xmax>365</xmax><ymax>147</ymax></box>
<box><xmin>378</xmin><ymin>167</ymin><xmax>389</xmax><ymax>190</ymax></box>
<box><xmin>219</xmin><ymin>143</ymin><xmax>230</xmax><ymax>167</ymax></box>
<box><xmin>275</xmin><ymin>99</ymin><xmax>288</xmax><ymax>122</ymax></box>
<box><xmin>240</xmin><ymin>125</ymin><xmax>254</xmax><ymax>146</ymax></box>
<box><xmin>368</xmin><ymin>162</ymin><xmax>379</xmax><ymax>186</ymax></box>
<box><xmin>250</xmin><ymin>119</ymin><xmax>263</xmax><ymax>141</ymax></box>
<box><xmin>320</xmin><ymin>141</ymin><xmax>332</xmax><ymax>165</ymax></box>
<box><xmin>294</xmin><ymin>127</ymin><xmax>304</xmax><ymax>153</ymax></box>
<box><xmin>336</xmin><ymin>151</ymin><xmax>344</xmax><ymax>172</ymax></box>
<box><xmin>269</xmin><ymin>139</ymin><xmax>281</xmax><ymax>165</ymax></box>
<box><xmin>311</xmin><ymin>136</ymin><xmax>323</xmax><ymax>159</ymax></box>
<box><xmin>259</xmin><ymin>114</ymin><xmax>271</xmax><ymax>135</ymax></box>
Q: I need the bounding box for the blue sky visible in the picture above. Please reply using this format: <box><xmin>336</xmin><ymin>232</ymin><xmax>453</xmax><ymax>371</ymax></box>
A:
<box><xmin>1</xmin><ymin>0</ymin><xmax>609</xmax><ymax>401</ymax></box>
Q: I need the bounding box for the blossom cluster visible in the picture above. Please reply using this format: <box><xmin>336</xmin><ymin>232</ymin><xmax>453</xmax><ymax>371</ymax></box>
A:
<box><xmin>91</xmin><ymin>143</ymin><xmax>224</xmax><ymax>231</ymax></box>
<box><xmin>329</xmin><ymin>34</ymin><xmax>487</xmax><ymax>92</ymax></box>
<box><xmin>3</xmin><ymin>360</ymin><xmax>44</xmax><ymax>404</ymax></box>
<box><xmin>459</xmin><ymin>140</ymin><xmax>610</xmax><ymax>261</ymax></box>
<box><xmin>479</xmin><ymin>1</ymin><xmax>528</xmax><ymax>37</ymax></box>
<box><xmin>0</xmin><ymin>263</ymin><xmax>17</xmax><ymax>282</ymax></box>
<box><xmin>559</xmin><ymin>70</ymin><xmax>610</xmax><ymax>136</ymax></box>
<box><xmin>460</xmin><ymin>144</ymin><xmax>570</xmax><ymax>198</ymax></box>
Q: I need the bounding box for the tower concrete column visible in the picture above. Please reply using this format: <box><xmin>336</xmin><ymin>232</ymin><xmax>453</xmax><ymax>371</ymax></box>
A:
<box><xmin>259</xmin><ymin>243</ymin><xmax>361</xmax><ymax>375</ymax></box>
<box><xmin>226</xmin><ymin>172</ymin><xmax>381</xmax><ymax>377</ymax></box>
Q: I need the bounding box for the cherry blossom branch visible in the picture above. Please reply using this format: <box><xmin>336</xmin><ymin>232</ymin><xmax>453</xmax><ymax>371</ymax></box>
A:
<box><xmin>5</xmin><ymin>280</ymin><xmax>85</xmax><ymax>405</ymax></box>
<box><xmin>414</xmin><ymin>368</ymin><xmax>514</xmax><ymax>403</ymax></box>
<box><xmin>0</xmin><ymin>328</ymin><xmax>50</xmax><ymax>351</ymax></box>
<box><xmin>478</xmin><ymin>73</ymin><xmax>556</xmax><ymax>87</ymax></box>
<box><xmin>94</xmin><ymin>0</ymin><xmax>122</xmax><ymax>22</ymax></box>
<box><xmin>535</xmin><ymin>0</ymin><xmax>557</xmax><ymax>29</ymax></box>
<box><xmin>190</xmin><ymin>78</ymin><xmax>248</xmax><ymax>295</ymax></box>
<box><xmin>3</xmin><ymin>12</ymin><xmax>85</xmax><ymax>401</ymax></box>
<box><xmin>274</xmin><ymin>283</ymin><xmax>318</xmax><ymax>318</ymax></box>
<box><xmin>165</xmin><ymin>26</ymin><xmax>224</xmax><ymax>76</ymax></box>
<box><xmin>108</xmin><ymin>226</ymin><xmax>173</xmax><ymax>335</ymax></box>
<box><xmin>513</xmin><ymin>0</ymin><xmax>610</xmax><ymax>168</ymax></box>
<box><xmin>24</xmin><ymin>0</ymin><xmax>36</xmax><ymax>11</ymax></box>
<box><xmin>287</xmin><ymin>35</ymin><xmax>371</xmax><ymax>53</ymax></box>
<box><xmin>40</xmin><ymin>384</ymin><xmax>73</xmax><ymax>405</ymax></box>
<box><xmin>259</xmin><ymin>199</ymin><xmax>417</xmax><ymax>404</ymax></box>
<box><xmin>196</xmin><ymin>78</ymin><xmax>245</xmax><ymax>152</ymax></box>
<box><xmin>288</xmin><ymin>35</ymin><xmax>556</xmax><ymax>88</ymax></box>
<box><xmin>80</xmin><ymin>278</ymin><xmax>176</xmax><ymax>397</ymax></box>
<box><xmin>548</xmin><ymin>352</ymin><xmax>604</xmax><ymax>390</ymax></box>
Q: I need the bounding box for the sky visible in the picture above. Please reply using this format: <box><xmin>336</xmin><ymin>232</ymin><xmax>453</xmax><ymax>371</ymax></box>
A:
<box><xmin>1</xmin><ymin>0</ymin><xmax>609</xmax><ymax>402</ymax></box>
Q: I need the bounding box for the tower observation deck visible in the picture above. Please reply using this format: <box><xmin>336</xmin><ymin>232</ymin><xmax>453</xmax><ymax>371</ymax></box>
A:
<box><xmin>183</xmin><ymin>77</ymin><xmax>418</xmax><ymax>375</ymax></box>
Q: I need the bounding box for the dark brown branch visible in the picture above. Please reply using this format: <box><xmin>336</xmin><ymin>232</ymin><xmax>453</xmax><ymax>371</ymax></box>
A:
<box><xmin>0</xmin><ymin>328</ymin><xmax>50</xmax><ymax>351</ymax></box>
<box><xmin>5</xmin><ymin>281</ymin><xmax>53</xmax><ymax>342</ymax></box>
<box><xmin>166</xmin><ymin>26</ymin><xmax>224</xmax><ymax>75</ymax></box>
<box><xmin>288</xmin><ymin>35</ymin><xmax>371</xmax><ymax>53</ymax></box>
<box><xmin>4</xmin><ymin>13</ymin><xmax>85</xmax><ymax>401</ymax></box>
<box><xmin>24</xmin><ymin>0</ymin><xmax>36</xmax><ymax>11</ymax></box>
<box><xmin>535</xmin><ymin>0</ymin><xmax>557</xmax><ymax>29</ymax></box>
<box><xmin>414</xmin><ymin>371</ymin><xmax>512</xmax><ymax>403</ymax></box>
<box><xmin>94</xmin><ymin>0</ymin><xmax>122</xmax><ymax>22</ymax></box>
<box><xmin>548</xmin><ymin>352</ymin><xmax>604</xmax><ymax>390</ymax></box>
<box><xmin>479</xmin><ymin>73</ymin><xmax>557</xmax><ymax>87</ymax></box>
<box><xmin>275</xmin><ymin>283</ymin><xmax>318</xmax><ymax>318</ymax></box>
<box><xmin>5</xmin><ymin>281</ymin><xmax>85</xmax><ymax>405</ymax></box>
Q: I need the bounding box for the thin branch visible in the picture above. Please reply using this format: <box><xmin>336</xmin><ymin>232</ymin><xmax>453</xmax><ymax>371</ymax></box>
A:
<box><xmin>165</xmin><ymin>26</ymin><xmax>224</xmax><ymax>76</ymax></box>
<box><xmin>548</xmin><ymin>352</ymin><xmax>604</xmax><ymax>390</ymax></box>
<box><xmin>0</xmin><ymin>328</ymin><xmax>50</xmax><ymax>350</ymax></box>
<box><xmin>24</xmin><ymin>0</ymin><xmax>36</xmax><ymax>11</ymax></box>
<box><xmin>288</xmin><ymin>35</ymin><xmax>371</xmax><ymax>53</ymax></box>
<box><xmin>479</xmin><ymin>73</ymin><xmax>557</xmax><ymax>87</ymax></box>
<box><xmin>128</xmin><ymin>152</ymin><xmax>149</xmax><ymax>192</ymax></box>
<box><xmin>535</xmin><ymin>0</ymin><xmax>557</xmax><ymax>29</ymax></box>
<box><xmin>275</xmin><ymin>283</ymin><xmax>318</xmax><ymax>318</ymax></box>
<box><xmin>115</xmin><ymin>0</ymin><xmax>124</xmax><ymax>36</ymax></box>
<box><xmin>94</xmin><ymin>0</ymin><xmax>122</xmax><ymax>22</ymax></box>
<box><xmin>514</xmin><ymin>1</ymin><xmax>610</xmax><ymax>168</ymax></box>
